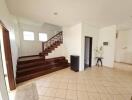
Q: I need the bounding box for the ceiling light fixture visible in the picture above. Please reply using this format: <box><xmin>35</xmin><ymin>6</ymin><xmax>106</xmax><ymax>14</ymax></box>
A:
<box><xmin>53</xmin><ymin>12</ymin><xmax>58</xmax><ymax>15</ymax></box>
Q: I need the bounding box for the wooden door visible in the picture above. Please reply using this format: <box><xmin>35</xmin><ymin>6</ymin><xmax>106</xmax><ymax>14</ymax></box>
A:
<box><xmin>2</xmin><ymin>26</ymin><xmax>16</xmax><ymax>90</ymax></box>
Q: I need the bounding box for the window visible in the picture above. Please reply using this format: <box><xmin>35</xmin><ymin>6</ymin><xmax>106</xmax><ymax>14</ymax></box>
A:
<box><xmin>39</xmin><ymin>33</ymin><xmax>47</xmax><ymax>42</ymax></box>
<box><xmin>23</xmin><ymin>31</ymin><xmax>34</xmax><ymax>40</ymax></box>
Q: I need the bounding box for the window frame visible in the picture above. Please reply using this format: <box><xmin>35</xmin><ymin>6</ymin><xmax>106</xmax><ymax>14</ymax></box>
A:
<box><xmin>39</xmin><ymin>33</ymin><xmax>47</xmax><ymax>42</ymax></box>
<box><xmin>23</xmin><ymin>31</ymin><xmax>35</xmax><ymax>41</ymax></box>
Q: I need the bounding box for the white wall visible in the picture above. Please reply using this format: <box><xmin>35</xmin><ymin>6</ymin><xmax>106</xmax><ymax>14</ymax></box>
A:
<box><xmin>63</xmin><ymin>23</ymin><xmax>99</xmax><ymax>71</ymax></box>
<box><xmin>0</xmin><ymin>52</ymin><xmax>9</xmax><ymax>100</ymax></box>
<box><xmin>47</xmin><ymin>23</ymin><xmax>116</xmax><ymax>69</ymax></box>
<box><xmin>47</xmin><ymin>24</ymin><xmax>116</xmax><ymax>69</ymax></box>
<box><xmin>46</xmin><ymin>44</ymin><xmax>68</xmax><ymax>59</ymax></box>
<box><xmin>82</xmin><ymin>23</ymin><xmax>99</xmax><ymax>68</ymax></box>
<box><xmin>0</xmin><ymin>0</ymin><xmax>19</xmax><ymax>95</ymax></box>
<box><xmin>63</xmin><ymin>23</ymin><xmax>82</xmax><ymax>71</ymax></box>
<box><xmin>18</xmin><ymin>20</ymin><xmax>62</xmax><ymax>56</ymax></box>
<box><xmin>0</xmin><ymin>0</ymin><xmax>19</xmax><ymax>78</ymax></box>
<box><xmin>0</xmin><ymin>92</ymin><xmax>2</xmax><ymax>100</ymax></box>
<box><xmin>115</xmin><ymin>29</ymin><xmax>132</xmax><ymax>64</ymax></box>
<box><xmin>98</xmin><ymin>25</ymin><xmax>116</xmax><ymax>67</ymax></box>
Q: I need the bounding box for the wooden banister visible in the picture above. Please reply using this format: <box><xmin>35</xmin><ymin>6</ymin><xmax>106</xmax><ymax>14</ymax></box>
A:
<box><xmin>41</xmin><ymin>31</ymin><xmax>63</xmax><ymax>57</ymax></box>
<box><xmin>46</xmin><ymin>31</ymin><xmax>63</xmax><ymax>43</ymax></box>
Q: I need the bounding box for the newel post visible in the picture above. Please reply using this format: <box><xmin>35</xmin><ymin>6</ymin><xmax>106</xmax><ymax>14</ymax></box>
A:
<box><xmin>42</xmin><ymin>42</ymin><xmax>45</xmax><ymax>52</ymax></box>
<box><xmin>42</xmin><ymin>42</ymin><xmax>45</xmax><ymax>59</ymax></box>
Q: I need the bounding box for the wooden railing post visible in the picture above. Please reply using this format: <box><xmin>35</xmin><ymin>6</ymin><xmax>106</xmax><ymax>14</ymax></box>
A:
<box><xmin>42</xmin><ymin>42</ymin><xmax>45</xmax><ymax>59</ymax></box>
<box><xmin>42</xmin><ymin>42</ymin><xmax>45</xmax><ymax>52</ymax></box>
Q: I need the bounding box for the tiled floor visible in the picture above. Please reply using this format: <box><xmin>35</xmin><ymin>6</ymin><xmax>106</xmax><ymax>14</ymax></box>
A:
<box><xmin>10</xmin><ymin>63</ymin><xmax>132</xmax><ymax>100</ymax></box>
<box><xmin>114</xmin><ymin>62</ymin><xmax>132</xmax><ymax>72</ymax></box>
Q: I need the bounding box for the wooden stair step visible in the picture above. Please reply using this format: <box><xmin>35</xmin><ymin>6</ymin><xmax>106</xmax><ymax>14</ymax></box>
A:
<box><xmin>44</xmin><ymin>49</ymin><xmax>52</xmax><ymax>52</ymax></box>
<box><xmin>18</xmin><ymin>56</ymin><xmax>65</xmax><ymax>65</ymax></box>
<box><xmin>17</xmin><ymin>60</ymin><xmax>68</xmax><ymax>76</ymax></box>
<box><xmin>17</xmin><ymin>61</ymin><xmax>45</xmax><ymax>69</ymax></box>
<box><xmin>18</xmin><ymin>58</ymin><xmax>45</xmax><ymax>65</ymax></box>
<box><xmin>17</xmin><ymin>62</ymin><xmax>52</xmax><ymax>73</ymax></box>
<box><xmin>17</xmin><ymin>59</ymin><xmax>67</xmax><ymax>70</ymax></box>
<box><xmin>18</xmin><ymin>56</ymin><xmax>67</xmax><ymax>66</ymax></box>
<box><xmin>16</xmin><ymin>65</ymin><xmax>69</xmax><ymax>84</ymax></box>
<box><xmin>17</xmin><ymin>65</ymin><xmax>52</xmax><ymax>77</ymax></box>
<box><xmin>16</xmin><ymin>56</ymin><xmax>68</xmax><ymax>83</ymax></box>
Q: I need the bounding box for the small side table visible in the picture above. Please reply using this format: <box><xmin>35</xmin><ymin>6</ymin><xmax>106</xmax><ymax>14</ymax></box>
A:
<box><xmin>96</xmin><ymin>57</ymin><xmax>103</xmax><ymax>67</ymax></box>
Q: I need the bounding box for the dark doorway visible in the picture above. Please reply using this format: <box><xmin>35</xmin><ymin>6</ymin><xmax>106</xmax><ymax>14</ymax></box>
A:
<box><xmin>2</xmin><ymin>26</ymin><xmax>16</xmax><ymax>90</ymax></box>
<box><xmin>84</xmin><ymin>36</ymin><xmax>92</xmax><ymax>69</ymax></box>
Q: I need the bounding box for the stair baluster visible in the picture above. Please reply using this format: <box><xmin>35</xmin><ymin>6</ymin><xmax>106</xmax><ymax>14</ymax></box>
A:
<box><xmin>39</xmin><ymin>31</ymin><xmax>63</xmax><ymax>57</ymax></box>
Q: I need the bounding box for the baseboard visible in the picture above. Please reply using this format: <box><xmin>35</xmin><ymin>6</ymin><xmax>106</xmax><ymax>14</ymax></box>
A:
<box><xmin>120</xmin><ymin>62</ymin><xmax>132</xmax><ymax>65</ymax></box>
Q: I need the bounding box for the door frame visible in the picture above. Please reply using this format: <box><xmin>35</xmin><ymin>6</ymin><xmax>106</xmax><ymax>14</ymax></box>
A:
<box><xmin>0</xmin><ymin>22</ymin><xmax>16</xmax><ymax>90</ymax></box>
<box><xmin>84</xmin><ymin>36</ymin><xmax>93</xmax><ymax>68</ymax></box>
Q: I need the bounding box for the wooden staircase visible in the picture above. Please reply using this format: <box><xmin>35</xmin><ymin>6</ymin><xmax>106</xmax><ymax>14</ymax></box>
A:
<box><xmin>16</xmin><ymin>31</ymin><xmax>69</xmax><ymax>83</ymax></box>
<box><xmin>39</xmin><ymin>31</ymin><xmax>63</xmax><ymax>57</ymax></box>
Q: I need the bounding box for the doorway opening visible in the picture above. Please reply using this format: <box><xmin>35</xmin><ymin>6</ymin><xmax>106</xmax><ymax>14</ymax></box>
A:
<box><xmin>84</xmin><ymin>36</ymin><xmax>92</xmax><ymax>69</ymax></box>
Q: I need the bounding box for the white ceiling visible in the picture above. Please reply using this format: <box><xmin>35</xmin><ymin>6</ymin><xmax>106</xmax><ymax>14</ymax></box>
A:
<box><xmin>117</xmin><ymin>20</ymin><xmax>132</xmax><ymax>31</ymax></box>
<box><xmin>5</xmin><ymin>0</ymin><xmax>132</xmax><ymax>27</ymax></box>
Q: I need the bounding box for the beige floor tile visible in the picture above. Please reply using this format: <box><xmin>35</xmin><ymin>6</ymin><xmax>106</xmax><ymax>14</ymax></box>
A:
<box><xmin>116</xmin><ymin>87</ymin><xmax>130</xmax><ymax>94</ymax></box>
<box><xmin>96</xmin><ymin>86</ymin><xmax>108</xmax><ymax>93</ymax></box>
<box><xmin>66</xmin><ymin>90</ymin><xmax>77</xmax><ymax>100</ymax></box>
<box><xmin>51</xmin><ymin>78</ymin><xmax>61</xmax><ymax>83</ymax></box>
<box><xmin>126</xmin><ymin>88</ymin><xmax>132</xmax><ymax>94</ymax></box>
<box><xmin>86</xmin><ymin>85</ymin><xmax>98</xmax><ymax>93</ymax></box>
<box><xmin>54</xmin><ymin>98</ymin><xmax>65</xmax><ymax>100</ymax></box>
<box><xmin>10</xmin><ymin>63</ymin><xmax>132</xmax><ymax>100</ymax></box>
<box><xmin>37</xmin><ymin>87</ymin><xmax>48</xmax><ymax>95</ymax></box>
<box><xmin>85</xmin><ymin>80</ymin><xmax>94</xmax><ymax>85</ymax></box>
<box><xmin>44</xmin><ymin>88</ymin><xmax>57</xmax><ymax>97</ymax></box>
<box><xmin>114</xmin><ymin>62</ymin><xmax>132</xmax><ymax>72</ymax></box>
<box><xmin>93</xmin><ymin>81</ymin><xmax>104</xmax><ymax>87</ymax></box>
<box><xmin>77</xmin><ymin>91</ymin><xmax>89</xmax><ymax>100</ymax></box>
<box><xmin>36</xmin><ymin>81</ymin><xmax>50</xmax><ymax>88</ymax></box>
<box><xmin>77</xmin><ymin>84</ymin><xmax>87</xmax><ymax>91</ymax></box>
<box><xmin>77</xmin><ymin>79</ymin><xmax>85</xmax><ymax>84</ymax></box>
<box><xmin>123</xmin><ymin>94</ymin><xmax>132</xmax><ymax>100</ymax></box>
<box><xmin>88</xmin><ymin>93</ymin><xmax>102</xmax><ymax>100</ymax></box>
<box><xmin>60</xmin><ymin>78</ymin><xmax>69</xmax><ymax>83</ymax></box>
<box><xmin>67</xmin><ymin>83</ymin><xmax>77</xmax><ymax>90</ymax></box>
<box><xmin>39</xmin><ymin>96</ymin><xmax>54</xmax><ymax>100</ymax></box>
<box><xmin>106</xmin><ymin>87</ymin><xmax>120</xmax><ymax>95</ymax></box>
<box><xmin>113</xmin><ymin>94</ymin><xmax>125</xmax><ymax>100</ymax></box>
<box><xmin>58</xmin><ymin>82</ymin><xmax>68</xmax><ymax>89</ymax></box>
<box><xmin>48</xmin><ymin>82</ymin><xmax>59</xmax><ymax>88</ymax></box>
<box><xmin>102</xmin><ymin>81</ymin><xmax>112</xmax><ymax>87</ymax></box>
<box><xmin>86</xmin><ymin>83</ymin><xmax>95</xmax><ymax>88</ymax></box>
<box><xmin>100</xmin><ymin>93</ymin><xmax>113</xmax><ymax>100</ymax></box>
<box><xmin>55</xmin><ymin>89</ymin><xmax>66</xmax><ymax>99</ymax></box>
<box><xmin>69</xmin><ymin>79</ymin><xmax>77</xmax><ymax>84</ymax></box>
